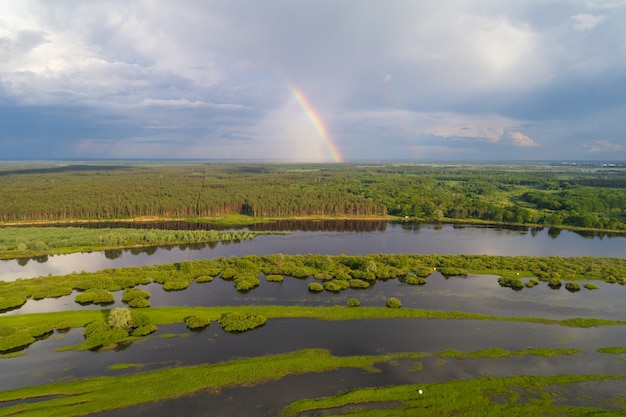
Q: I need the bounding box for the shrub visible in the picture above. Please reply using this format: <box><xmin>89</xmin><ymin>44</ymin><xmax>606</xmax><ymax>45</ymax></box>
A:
<box><xmin>130</xmin><ymin>310</ymin><xmax>152</xmax><ymax>327</ymax></box>
<box><xmin>347</xmin><ymin>298</ymin><xmax>360</xmax><ymax>307</ymax></box>
<box><xmin>323</xmin><ymin>281</ymin><xmax>343</xmax><ymax>292</ymax></box>
<box><xmin>233</xmin><ymin>272</ymin><xmax>260</xmax><ymax>291</ymax></box>
<box><xmin>266</xmin><ymin>274</ymin><xmax>284</xmax><ymax>282</ymax></box>
<box><xmin>195</xmin><ymin>275</ymin><xmax>214</xmax><ymax>283</ymax></box>
<box><xmin>185</xmin><ymin>316</ymin><xmax>211</xmax><ymax>330</ymax></box>
<box><xmin>386</xmin><ymin>297</ymin><xmax>402</xmax><ymax>308</ymax></box>
<box><xmin>313</xmin><ymin>272</ymin><xmax>333</xmax><ymax>281</ymax></box>
<box><xmin>84</xmin><ymin>320</ymin><xmax>109</xmax><ymax>338</ymax></box>
<box><xmin>127</xmin><ymin>297</ymin><xmax>151</xmax><ymax>308</ymax></box>
<box><xmin>565</xmin><ymin>281</ymin><xmax>581</xmax><ymax>292</ymax></box>
<box><xmin>405</xmin><ymin>275</ymin><xmax>426</xmax><ymax>285</ymax></box>
<box><xmin>85</xmin><ymin>327</ymin><xmax>129</xmax><ymax>347</ymax></box>
<box><xmin>121</xmin><ymin>288</ymin><xmax>150</xmax><ymax>303</ymax></box>
<box><xmin>525</xmin><ymin>278</ymin><xmax>540</xmax><ymax>288</ymax></box>
<box><xmin>584</xmin><ymin>283</ymin><xmax>599</xmax><ymax>290</ymax></box>
<box><xmin>131</xmin><ymin>324</ymin><xmax>158</xmax><ymax>337</ymax></box>
<box><xmin>308</xmin><ymin>282</ymin><xmax>324</xmax><ymax>292</ymax></box>
<box><xmin>75</xmin><ymin>289</ymin><xmax>115</xmax><ymax>305</ymax></box>
<box><xmin>163</xmin><ymin>280</ymin><xmax>191</xmax><ymax>291</ymax></box>
<box><xmin>218</xmin><ymin>312</ymin><xmax>266</xmax><ymax>332</ymax></box>
<box><xmin>548</xmin><ymin>278</ymin><xmax>562</xmax><ymax>289</ymax></box>
<box><xmin>349</xmin><ymin>279</ymin><xmax>370</xmax><ymax>289</ymax></box>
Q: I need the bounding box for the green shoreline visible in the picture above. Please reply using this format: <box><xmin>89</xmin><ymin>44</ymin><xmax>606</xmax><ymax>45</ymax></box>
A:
<box><xmin>3</xmin><ymin>305</ymin><xmax>626</xmax><ymax>337</ymax></box>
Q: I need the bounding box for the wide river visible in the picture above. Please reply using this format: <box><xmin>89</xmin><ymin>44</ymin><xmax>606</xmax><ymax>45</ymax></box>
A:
<box><xmin>2</xmin><ymin>222</ymin><xmax>625</xmax><ymax>281</ymax></box>
<box><xmin>2</xmin><ymin>221</ymin><xmax>626</xmax><ymax>416</ymax></box>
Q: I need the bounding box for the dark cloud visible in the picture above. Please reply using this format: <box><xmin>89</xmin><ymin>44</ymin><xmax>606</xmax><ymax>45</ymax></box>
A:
<box><xmin>1</xmin><ymin>1</ymin><xmax>625</xmax><ymax>160</ymax></box>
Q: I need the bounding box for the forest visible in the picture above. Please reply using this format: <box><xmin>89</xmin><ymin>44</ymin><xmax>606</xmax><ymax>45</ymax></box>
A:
<box><xmin>1</xmin><ymin>162</ymin><xmax>626</xmax><ymax>230</ymax></box>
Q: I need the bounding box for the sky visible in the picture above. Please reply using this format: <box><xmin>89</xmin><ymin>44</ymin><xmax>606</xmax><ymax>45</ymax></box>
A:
<box><xmin>1</xmin><ymin>1</ymin><xmax>625</xmax><ymax>162</ymax></box>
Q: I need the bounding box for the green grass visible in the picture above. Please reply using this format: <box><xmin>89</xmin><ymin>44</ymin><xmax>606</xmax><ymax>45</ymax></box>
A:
<box><xmin>435</xmin><ymin>348</ymin><xmax>581</xmax><ymax>359</ymax></box>
<box><xmin>1</xmin><ymin>306</ymin><xmax>626</xmax><ymax>339</ymax></box>
<box><xmin>0</xmin><ymin>349</ymin><xmax>388</xmax><ymax>417</ymax></box>
<box><xmin>278</xmin><ymin>374</ymin><xmax>626</xmax><ymax>417</ymax></box>
<box><xmin>597</xmin><ymin>347</ymin><xmax>626</xmax><ymax>354</ymax></box>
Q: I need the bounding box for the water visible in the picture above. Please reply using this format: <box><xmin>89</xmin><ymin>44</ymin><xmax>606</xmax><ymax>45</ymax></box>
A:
<box><xmin>2</xmin><ymin>221</ymin><xmax>626</xmax><ymax>415</ymax></box>
<box><xmin>3</xmin><ymin>222</ymin><xmax>626</xmax><ymax>281</ymax></box>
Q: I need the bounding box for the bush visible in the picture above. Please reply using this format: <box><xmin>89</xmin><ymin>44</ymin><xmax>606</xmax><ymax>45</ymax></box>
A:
<box><xmin>195</xmin><ymin>275</ymin><xmax>214</xmax><ymax>283</ymax></box>
<box><xmin>163</xmin><ymin>280</ymin><xmax>191</xmax><ymax>291</ymax></box>
<box><xmin>121</xmin><ymin>288</ymin><xmax>150</xmax><ymax>303</ymax></box>
<box><xmin>405</xmin><ymin>275</ymin><xmax>426</xmax><ymax>285</ymax></box>
<box><xmin>386</xmin><ymin>297</ymin><xmax>402</xmax><ymax>308</ymax></box>
<box><xmin>85</xmin><ymin>327</ymin><xmax>129</xmax><ymax>347</ymax></box>
<box><xmin>131</xmin><ymin>324</ymin><xmax>158</xmax><ymax>337</ymax></box>
<box><xmin>233</xmin><ymin>272</ymin><xmax>260</xmax><ymax>291</ymax></box>
<box><xmin>498</xmin><ymin>277</ymin><xmax>524</xmax><ymax>290</ymax></box>
<box><xmin>565</xmin><ymin>281</ymin><xmax>581</xmax><ymax>292</ymax></box>
<box><xmin>347</xmin><ymin>298</ymin><xmax>360</xmax><ymax>307</ymax></box>
<box><xmin>130</xmin><ymin>310</ymin><xmax>152</xmax><ymax>327</ymax></box>
<box><xmin>584</xmin><ymin>283</ymin><xmax>599</xmax><ymax>290</ymax></box>
<box><xmin>266</xmin><ymin>274</ymin><xmax>284</xmax><ymax>282</ymax></box>
<box><xmin>84</xmin><ymin>320</ymin><xmax>109</xmax><ymax>338</ymax></box>
<box><xmin>127</xmin><ymin>297</ymin><xmax>151</xmax><ymax>308</ymax></box>
<box><xmin>75</xmin><ymin>288</ymin><xmax>115</xmax><ymax>305</ymax></box>
<box><xmin>349</xmin><ymin>279</ymin><xmax>370</xmax><ymax>289</ymax></box>
<box><xmin>185</xmin><ymin>316</ymin><xmax>211</xmax><ymax>330</ymax></box>
<box><xmin>548</xmin><ymin>278</ymin><xmax>562</xmax><ymax>289</ymax></box>
<box><xmin>308</xmin><ymin>282</ymin><xmax>324</xmax><ymax>292</ymax></box>
<box><xmin>218</xmin><ymin>312</ymin><xmax>267</xmax><ymax>332</ymax></box>
<box><xmin>313</xmin><ymin>272</ymin><xmax>333</xmax><ymax>281</ymax></box>
<box><xmin>323</xmin><ymin>281</ymin><xmax>343</xmax><ymax>292</ymax></box>
<box><xmin>525</xmin><ymin>278</ymin><xmax>540</xmax><ymax>288</ymax></box>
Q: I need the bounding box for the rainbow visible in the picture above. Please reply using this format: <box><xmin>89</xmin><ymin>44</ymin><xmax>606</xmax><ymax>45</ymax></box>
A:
<box><xmin>289</xmin><ymin>84</ymin><xmax>344</xmax><ymax>162</ymax></box>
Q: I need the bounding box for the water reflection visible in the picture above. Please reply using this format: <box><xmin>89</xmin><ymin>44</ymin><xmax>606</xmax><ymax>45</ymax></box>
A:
<box><xmin>3</xmin><ymin>223</ymin><xmax>626</xmax><ymax>282</ymax></box>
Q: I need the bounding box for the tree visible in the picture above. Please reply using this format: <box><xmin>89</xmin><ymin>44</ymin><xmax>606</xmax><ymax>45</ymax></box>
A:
<box><xmin>108</xmin><ymin>307</ymin><xmax>132</xmax><ymax>329</ymax></box>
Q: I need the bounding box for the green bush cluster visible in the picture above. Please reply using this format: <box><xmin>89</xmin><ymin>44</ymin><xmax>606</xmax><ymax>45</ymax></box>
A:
<box><xmin>265</xmin><ymin>274</ymin><xmax>284</xmax><ymax>282</ymax></box>
<box><xmin>233</xmin><ymin>272</ymin><xmax>260</xmax><ymax>291</ymax></box>
<box><xmin>83</xmin><ymin>308</ymin><xmax>157</xmax><ymax>348</ymax></box>
<box><xmin>75</xmin><ymin>288</ymin><xmax>115</xmax><ymax>305</ymax></box>
<box><xmin>122</xmin><ymin>288</ymin><xmax>151</xmax><ymax>308</ymax></box>
<box><xmin>346</xmin><ymin>298</ymin><xmax>360</xmax><ymax>307</ymax></box>
<box><xmin>308</xmin><ymin>282</ymin><xmax>324</xmax><ymax>292</ymax></box>
<box><xmin>386</xmin><ymin>297</ymin><xmax>402</xmax><ymax>308</ymax></box>
<box><xmin>565</xmin><ymin>281</ymin><xmax>581</xmax><ymax>292</ymax></box>
<box><xmin>584</xmin><ymin>283</ymin><xmax>599</xmax><ymax>290</ymax></box>
<box><xmin>348</xmin><ymin>279</ymin><xmax>370</xmax><ymax>289</ymax></box>
<box><xmin>185</xmin><ymin>316</ymin><xmax>211</xmax><ymax>330</ymax></box>
<box><xmin>218</xmin><ymin>312</ymin><xmax>267</xmax><ymax>332</ymax></box>
<box><xmin>498</xmin><ymin>277</ymin><xmax>524</xmax><ymax>290</ymax></box>
<box><xmin>404</xmin><ymin>274</ymin><xmax>426</xmax><ymax>285</ymax></box>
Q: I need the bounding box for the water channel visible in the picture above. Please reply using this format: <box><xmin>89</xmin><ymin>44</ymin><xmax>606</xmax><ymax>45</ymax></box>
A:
<box><xmin>2</xmin><ymin>221</ymin><xmax>626</xmax><ymax>415</ymax></box>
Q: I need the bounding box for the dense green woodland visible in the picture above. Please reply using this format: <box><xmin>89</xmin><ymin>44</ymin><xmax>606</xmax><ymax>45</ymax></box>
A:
<box><xmin>1</xmin><ymin>162</ymin><xmax>626</xmax><ymax>230</ymax></box>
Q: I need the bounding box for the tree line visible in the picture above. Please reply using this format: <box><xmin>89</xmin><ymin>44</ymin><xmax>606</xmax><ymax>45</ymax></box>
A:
<box><xmin>1</xmin><ymin>162</ymin><xmax>625</xmax><ymax>230</ymax></box>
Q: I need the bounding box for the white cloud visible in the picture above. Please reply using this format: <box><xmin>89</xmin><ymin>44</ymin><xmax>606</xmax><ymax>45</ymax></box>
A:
<box><xmin>584</xmin><ymin>140</ymin><xmax>623</xmax><ymax>152</ymax></box>
<box><xmin>139</xmin><ymin>98</ymin><xmax>247</xmax><ymax>110</ymax></box>
<box><xmin>506</xmin><ymin>131</ymin><xmax>537</xmax><ymax>147</ymax></box>
<box><xmin>571</xmin><ymin>13</ymin><xmax>607</xmax><ymax>30</ymax></box>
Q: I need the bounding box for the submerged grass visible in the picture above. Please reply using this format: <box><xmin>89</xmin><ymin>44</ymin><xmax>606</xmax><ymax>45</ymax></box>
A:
<box><xmin>0</xmin><ymin>349</ymin><xmax>388</xmax><ymax>417</ymax></box>
<box><xmin>278</xmin><ymin>374</ymin><xmax>626</xmax><ymax>417</ymax></box>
